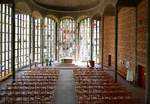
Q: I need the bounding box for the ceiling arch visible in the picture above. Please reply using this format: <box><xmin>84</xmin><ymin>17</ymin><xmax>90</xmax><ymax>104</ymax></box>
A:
<box><xmin>77</xmin><ymin>15</ymin><xmax>92</xmax><ymax>23</ymax></box>
<box><xmin>103</xmin><ymin>4</ymin><xmax>115</xmax><ymax>16</ymax></box>
<box><xmin>92</xmin><ymin>14</ymin><xmax>101</xmax><ymax>20</ymax></box>
<box><xmin>16</xmin><ymin>2</ymin><xmax>31</xmax><ymax>14</ymax></box>
<box><xmin>32</xmin><ymin>11</ymin><xmax>43</xmax><ymax>19</ymax></box>
<box><xmin>60</xmin><ymin>16</ymin><xmax>75</xmax><ymax>21</ymax></box>
<box><xmin>46</xmin><ymin>15</ymin><xmax>59</xmax><ymax>22</ymax></box>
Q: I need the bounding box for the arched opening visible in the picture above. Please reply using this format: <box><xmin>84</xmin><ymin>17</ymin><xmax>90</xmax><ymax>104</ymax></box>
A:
<box><xmin>34</xmin><ymin>17</ymin><xmax>57</xmax><ymax>64</ymax></box>
<box><xmin>16</xmin><ymin>2</ymin><xmax>31</xmax><ymax>14</ymax></box>
<box><xmin>92</xmin><ymin>14</ymin><xmax>101</xmax><ymax>63</ymax></box>
<box><xmin>79</xmin><ymin>17</ymin><xmax>91</xmax><ymax>61</ymax></box>
<box><xmin>102</xmin><ymin>4</ymin><xmax>115</xmax><ymax>69</ymax></box>
<box><xmin>103</xmin><ymin>4</ymin><xmax>115</xmax><ymax>16</ymax></box>
<box><xmin>58</xmin><ymin>18</ymin><xmax>76</xmax><ymax>62</ymax></box>
<box><xmin>43</xmin><ymin>17</ymin><xmax>56</xmax><ymax>64</ymax></box>
<box><xmin>32</xmin><ymin>11</ymin><xmax>43</xmax><ymax>19</ymax></box>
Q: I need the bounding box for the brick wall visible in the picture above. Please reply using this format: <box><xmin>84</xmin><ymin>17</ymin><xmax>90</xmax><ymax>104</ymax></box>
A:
<box><xmin>102</xmin><ymin>0</ymin><xmax>147</xmax><ymax>81</ymax></box>
<box><xmin>118</xmin><ymin>7</ymin><xmax>136</xmax><ymax>78</ymax></box>
<box><xmin>103</xmin><ymin>16</ymin><xmax>115</xmax><ymax>68</ymax></box>
<box><xmin>137</xmin><ymin>0</ymin><xmax>147</xmax><ymax>70</ymax></box>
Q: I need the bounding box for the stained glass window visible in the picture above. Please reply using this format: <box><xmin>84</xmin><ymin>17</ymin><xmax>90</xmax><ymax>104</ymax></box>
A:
<box><xmin>79</xmin><ymin>18</ymin><xmax>91</xmax><ymax>61</ymax></box>
<box><xmin>0</xmin><ymin>4</ymin><xmax>12</xmax><ymax>78</ymax></box>
<box><xmin>93</xmin><ymin>20</ymin><xmax>100</xmax><ymax>63</ymax></box>
<box><xmin>43</xmin><ymin>17</ymin><xmax>56</xmax><ymax>62</ymax></box>
<box><xmin>35</xmin><ymin>19</ymin><xmax>41</xmax><ymax>63</ymax></box>
<box><xmin>59</xmin><ymin>18</ymin><xmax>76</xmax><ymax>61</ymax></box>
<box><xmin>15</xmin><ymin>14</ymin><xmax>30</xmax><ymax>69</ymax></box>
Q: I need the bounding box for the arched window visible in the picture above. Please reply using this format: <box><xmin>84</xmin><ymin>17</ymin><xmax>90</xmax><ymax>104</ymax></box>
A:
<box><xmin>15</xmin><ymin>14</ymin><xmax>31</xmax><ymax>69</ymax></box>
<box><xmin>59</xmin><ymin>18</ymin><xmax>76</xmax><ymax>61</ymax></box>
<box><xmin>0</xmin><ymin>4</ymin><xmax>12</xmax><ymax>77</ymax></box>
<box><xmin>43</xmin><ymin>17</ymin><xmax>56</xmax><ymax>61</ymax></box>
<box><xmin>34</xmin><ymin>17</ymin><xmax>56</xmax><ymax>63</ymax></box>
<box><xmin>79</xmin><ymin>18</ymin><xmax>91</xmax><ymax>61</ymax></box>
<box><xmin>93</xmin><ymin>20</ymin><xmax>100</xmax><ymax>63</ymax></box>
<box><xmin>35</xmin><ymin>19</ymin><xmax>41</xmax><ymax>63</ymax></box>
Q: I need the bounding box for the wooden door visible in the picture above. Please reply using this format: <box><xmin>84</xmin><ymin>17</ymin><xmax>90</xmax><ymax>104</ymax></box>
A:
<box><xmin>138</xmin><ymin>65</ymin><xmax>146</xmax><ymax>89</ymax></box>
<box><xmin>108</xmin><ymin>55</ymin><xmax>111</xmax><ymax>66</ymax></box>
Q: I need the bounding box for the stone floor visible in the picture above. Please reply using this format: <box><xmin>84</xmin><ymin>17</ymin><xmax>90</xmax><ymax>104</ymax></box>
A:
<box><xmin>56</xmin><ymin>70</ymin><xmax>76</xmax><ymax>104</ymax></box>
<box><xmin>106</xmin><ymin>69</ymin><xmax>145</xmax><ymax>104</ymax></box>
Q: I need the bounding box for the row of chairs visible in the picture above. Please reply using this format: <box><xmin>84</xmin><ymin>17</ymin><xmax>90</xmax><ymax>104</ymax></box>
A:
<box><xmin>73</xmin><ymin>69</ymin><xmax>141</xmax><ymax>104</ymax></box>
<box><xmin>1</xmin><ymin>68</ymin><xmax>59</xmax><ymax>104</ymax></box>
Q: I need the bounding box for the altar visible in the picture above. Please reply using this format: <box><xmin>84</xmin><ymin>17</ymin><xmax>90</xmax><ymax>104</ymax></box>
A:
<box><xmin>61</xmin><ymin>57</ymin><xmax>73</xmax><ymax>63</ymax></box>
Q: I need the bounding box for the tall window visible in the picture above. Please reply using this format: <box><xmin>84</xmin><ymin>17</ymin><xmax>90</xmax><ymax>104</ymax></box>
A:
<box><xmin>35</xmin><ymin>19</ymin><xmax>41</xmax><ymax>63</ymax></box>
<box><xmin>15</xmin><ymin>14</ymin><xmax>30</xmax><ymax>69</ymax></box>
<box><xmin>0</xmin><ymin>4</ymin><xmax>12</xmax><ymax>78</ymax></box>
<box><xmin>43</xmin><ymin>17</ymin><xmax>56</xmax><ymax>61</ymax></box>
<box><xmin>79</xmin><ymin>18</ymin><xmax>91</xmax><ymax>61</ymax></box>
<box><xmin>93</xmin><ymin>20</ymin><xmax>100</xmax><ymax>63</ymax></box>
<box><xmin>59</xmin><ymin>18</ymin><xmax>76</xmax><ymax>61</ymax></box>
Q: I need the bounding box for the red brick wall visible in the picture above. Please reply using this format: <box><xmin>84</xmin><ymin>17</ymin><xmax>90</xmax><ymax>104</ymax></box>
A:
<box><xmin>103</xmin><ymin>16</ymin><xmax>115</xmax><ymax>68</ymax></box>
<box><xmin>137</xmin><ymin>0</ymin><xmax>147</xmax><ymax>70</ymax></box>
<box><xmin>102</xmin><ymin>0</ymin><xmax>147</xmax><ymax>80</ymax></box>
<box><xmin>118</xmin><ymin>7</ymin><xmax>136</xmax><ymax>78</ymax></box>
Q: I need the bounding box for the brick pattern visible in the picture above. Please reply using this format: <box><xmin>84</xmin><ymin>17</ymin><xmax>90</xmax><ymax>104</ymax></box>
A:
<box><xmin>103</xmin><ymin>16</ymin><xmax>115</xmax><ymax>68</ymax></box>
<box><xmin>101</xmin><ymin>0</ymin><xmax>147</xmax><ymax>81</ymax></box>
<box><xmin>137</xmin><ymin>0</ymin><xmax>147</xmax><ymax>70</ymax></box>
<box><xmin>118</xmin><ymin>7</ymin><xmax>136</xmax><ymax>78</ymax></box>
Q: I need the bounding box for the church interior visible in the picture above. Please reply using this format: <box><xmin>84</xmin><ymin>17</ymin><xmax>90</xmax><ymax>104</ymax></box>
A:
<box><xmin>0</xmin><ymin>0</ymin><xmax>149</xmax><ymax>104</ymax></box>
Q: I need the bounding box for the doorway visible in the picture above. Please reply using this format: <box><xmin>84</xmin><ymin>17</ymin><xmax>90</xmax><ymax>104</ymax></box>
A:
<box><xmin>108</xmin><ymin>55</ymin><xmax>111</xmax><ymax>66</ymax></box>
<box><xmin>137</xmin><ymin>65</ymin><xmax>146</xmax><ymax>89</ymax></box>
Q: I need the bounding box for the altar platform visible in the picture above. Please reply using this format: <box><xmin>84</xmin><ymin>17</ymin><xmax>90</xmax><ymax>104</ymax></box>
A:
<box><xmin>61</xmin><ymin>57</ymin><xmax>73</xmax><ymax>63</ymax></box>
<box><xmin>53</xmin><ymin>63</ymin><xmax>78</xmax><ymax>68</ymax></box>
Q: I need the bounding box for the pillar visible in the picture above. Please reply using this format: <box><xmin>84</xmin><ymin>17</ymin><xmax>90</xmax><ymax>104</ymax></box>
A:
<box><xmin>11</xmin><ymin>0</ymin><xmax>15</xmax><ymax>83</ymax></box>
<box><xmin>55</xmin><ymin>22</ymin><xmax>58</xmax><ymax>61</ymax></box>
<box><xmin>91</xmin><ymin>19</ymin><xmax>93</xmax><ymax>60</ymax></box>
<box><xmin>115</xmin><ymin>4</ymin><xmax>118</xmax><ymax>82</ymax></box>
<box><xmin>146</xmin><ymin>0</ymin><xmax>150</xmax><ymax>103</ymax></box>
<box><xmin>32</xmin><ymin>18</ymin><xmax>35</xmax><ymax>63</ymax></box>
<box><xmin>101</xmin><ymin>15</ymin><xmax>104</xmax><ymax>70</ymax></box>
<box><xmin>29</xmin><ymin>16</ymin><xmax>32</xmax><ymax>69</ymax></box>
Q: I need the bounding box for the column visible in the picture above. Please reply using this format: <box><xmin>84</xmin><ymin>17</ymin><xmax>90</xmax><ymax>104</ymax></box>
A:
<box><xmin>115</xmin><ymin>4</ymin><xmax>118</xmax><ymax>82</ymax></box>
<box><xmin>55</xmin><ymin>22</ymin><xmax>58</xmax><ymax>61</ymax></box>
<box><xmin>29</xmin><ymin>16</ymin><xmax>32</xmax><ymax>69</ymax></box>
<box><xmin>101</xmin><ymin>15</ymin><xmax>104</xmax><ymax>70</ymax></box>
<box><xmin>146</xmin><ymin>0</ymin><xmax>150</xmax><ymax>103</ymax></box>
<box><xmin>91</xmin><ymin>19</ymin><xmax>93</xmax><ymax>60</ymax></box>
<box><xmin>11</xmin><ymin>0</ymin><xmax>15</xmax><ymax>82</ymax></box>
<box><xmin>32</xmin><ymin>18</ymin><xmax>35</xmax><ymax>63</ymax></box>
<box><xmin>40</xmin><ymin>19</ymin><xmax>44</xmax><ymax>66</ymax></box>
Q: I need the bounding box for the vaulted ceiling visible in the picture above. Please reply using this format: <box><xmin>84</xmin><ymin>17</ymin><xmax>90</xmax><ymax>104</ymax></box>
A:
<box><xmin>33</xmin><ymin>0</ymin><xmax>100</xmax><ymax>11</ymax></box>
<box><xmin>15</xmin><ymin>0</ymin><xmax>117</xmax><ymax>19</ymax></box>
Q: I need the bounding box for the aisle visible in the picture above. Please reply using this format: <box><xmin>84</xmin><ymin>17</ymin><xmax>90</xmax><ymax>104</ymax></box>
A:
<box><xmin>56</xmin><ymin>70</ymin><xmax>76</xmax><ymax>104</ymax></box>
